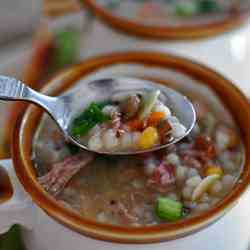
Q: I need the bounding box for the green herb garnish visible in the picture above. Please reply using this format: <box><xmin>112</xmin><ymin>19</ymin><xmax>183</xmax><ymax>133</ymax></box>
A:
<box><xmin>71</xmin><ymin>120</ymin><xmax>97</xmax><ymax>137</ymax></box>
<box><xmin>71</xmin><ymin>102</ymin><xmax>110</xmax><ymax>137</ymax></box>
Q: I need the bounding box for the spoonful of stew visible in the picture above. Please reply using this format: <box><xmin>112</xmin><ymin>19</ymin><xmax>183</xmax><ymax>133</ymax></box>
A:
<box><xmin>0</xmin><ymin>76</ymin><xmax>196</xmax><ymax>155</ymax></box>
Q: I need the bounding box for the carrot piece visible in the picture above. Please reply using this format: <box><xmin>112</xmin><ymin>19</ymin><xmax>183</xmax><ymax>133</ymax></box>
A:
<box><xmin>147</xmin><ymin>112</ymin><xmax>165</xmax><ymax>127</ymax></box>
<box><xmin>126</xmin><ymin>119</ymin><xmax>145</xmax><ymax>131</ymax></box>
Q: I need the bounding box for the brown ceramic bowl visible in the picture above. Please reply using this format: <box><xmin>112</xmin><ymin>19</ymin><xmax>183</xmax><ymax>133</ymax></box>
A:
<box><xmin>82</xmin><ymin>0</ymin><xmax>250</xmax><ymax>39</ymax></box>
<box><xmin>12</xmin><ymin>52</ymin><xmax>250</xmax><ymax>243</ymax></box>
<box><xmin>0</xmin><ymin>166</ymin><xmax>13</xmax><ymax>204</ymax></box>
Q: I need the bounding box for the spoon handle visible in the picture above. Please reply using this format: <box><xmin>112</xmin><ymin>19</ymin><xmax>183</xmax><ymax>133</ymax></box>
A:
<box><xmin>0</xmin><ymin>75</ymin><xmax>69</xmax><ymax>131</ymax></box>
<box><xmin>0</xmin><ymin>75</ymin><xmax>28</xmax><ymax>101</ymax></box>
<box><xmin>0</xmin><ymin>75</ymin><xmax>57</xmax><ymax>110</ymax></box>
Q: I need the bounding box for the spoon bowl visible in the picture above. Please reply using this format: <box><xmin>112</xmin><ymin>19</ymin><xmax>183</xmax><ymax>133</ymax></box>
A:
<box><xmin>0</xmin><ymin>76</ymin><xmax>196</xmax><ymax>155</ymax></box>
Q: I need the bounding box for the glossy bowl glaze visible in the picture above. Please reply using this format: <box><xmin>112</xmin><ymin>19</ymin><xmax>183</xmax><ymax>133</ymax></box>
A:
<box><xmin>82</xmin><ymin>0</ymin><xmax>250</xmax><ymax>39</ymax></box>
<box><xmin>12</xmin><ymin>52</ymin><xmax>250</xmax><ymax>243</ymax></box>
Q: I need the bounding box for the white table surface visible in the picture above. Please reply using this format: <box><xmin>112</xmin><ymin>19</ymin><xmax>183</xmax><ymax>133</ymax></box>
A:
<box><xmin>82</xmin><ymin>18</ymin><xmax>250</xmax><ymax>96</ymax></box>
<box><xmin>1</xmin><ymin>20</ymin><xmax>250</xmax><ymax>249</ymax></box>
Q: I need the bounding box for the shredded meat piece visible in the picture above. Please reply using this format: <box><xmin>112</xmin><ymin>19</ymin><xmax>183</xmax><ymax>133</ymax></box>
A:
<box><xmin>148</xmin><ymin>163</ymin><xmax>176</xmax><ymax>192</ymax></box>
<box><xmin>80</xmin><ymin>193</ymin><xmax>139</xmax><ymax>224</ymax></box>
<box><xmin>150</xmin><ymin>164</ymin><xmax>175</xmax><ymax>184</ymax></box>
<box><xmin>97</xmin><ymin>190</ymin><xmax>155</xmax><ymax>225</ymax></box>
<box><xmin>194</xmin><ymin>135</ymin><xmax>217</xmax><ymax>160</ymax></box>
<box><xmin>115</xmin><ymin>202</ymin><xmax>139</xmax><ymax>224</ymax></box>
<box><xmin>104</xmin><ymin>111</ymin><xmax>122</xmax><ymax>131</ymax></box>
<box><xmin>38</xmin><ymin>152</ymin><xmax>95</xmax><ymax>197</ymax></box>
<box><xmin>110</xmin><ymin>115</ymin><xmax>122</xmax><ymax>130</ymax></box>
<box><xmin>128</xmin><ymin>192</ymin><xmax>155</xmax><ymax>222</ymax></box>
<box><xmin>179</xmin><ymin>135</ymin><xmax>217</xmax><ymax>169</ymax></box>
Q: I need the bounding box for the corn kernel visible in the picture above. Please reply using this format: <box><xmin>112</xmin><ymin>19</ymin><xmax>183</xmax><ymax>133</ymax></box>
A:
<box><xmin>206</xmin><ymin>166</ymin><xmax>223</xmax><ymax>177</ymax></box>
<box><xmin>137</xmin><ymin>127</ymin><xmax>159</xmax><ymax>149</ymax></box>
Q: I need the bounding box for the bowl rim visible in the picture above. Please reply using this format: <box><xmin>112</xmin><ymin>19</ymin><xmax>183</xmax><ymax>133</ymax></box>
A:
<box><xmin>82</xmin><ymin>0</ymin><xmax>250</xmax><ymax>39</ymax></box>
<box><xmin>12</xmin><ymin>51</ymin><xmax>250</xmax><ymax>244</ymax></box>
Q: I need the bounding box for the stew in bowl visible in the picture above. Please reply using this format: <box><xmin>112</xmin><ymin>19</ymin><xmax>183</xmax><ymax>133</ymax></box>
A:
<box><xmin>12</xmin><ymin>52</ymin><xmax>250</xmax><ymax>243</ymax></box>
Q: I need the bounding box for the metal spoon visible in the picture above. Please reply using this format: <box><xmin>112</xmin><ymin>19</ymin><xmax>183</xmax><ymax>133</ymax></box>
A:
<box><xmin>0</xmin><ymin>75</ymin><xmax>196</xmax><ymax>155</ymax></box>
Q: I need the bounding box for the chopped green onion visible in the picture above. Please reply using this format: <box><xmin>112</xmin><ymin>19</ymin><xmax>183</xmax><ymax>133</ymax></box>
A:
<box><xmin>70</xmin><ymin>102</ymin><xmax>110</xmax><ymax>137</ymax></box>
<box><xmin>156</xmin><ymin>197</ymin><xmax>183</xmax><ymax>222</ymax></box>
